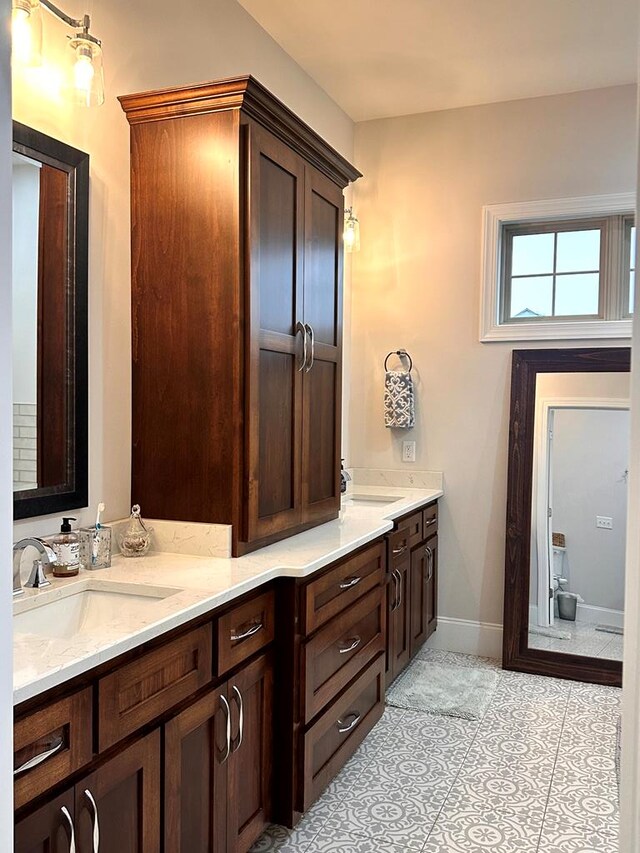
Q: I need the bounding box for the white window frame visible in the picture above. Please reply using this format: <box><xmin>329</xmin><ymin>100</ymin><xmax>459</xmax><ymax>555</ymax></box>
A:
<box><xmin>480</xmin><ymin>193</ymin><xmax>636</xmax><ymax>342</ymax></box>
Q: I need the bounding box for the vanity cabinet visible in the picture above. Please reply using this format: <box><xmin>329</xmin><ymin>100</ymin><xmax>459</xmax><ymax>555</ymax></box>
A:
<box><xmin>165</xmin><ymin>653</ymin><xmax>273</xmax><ymax>853</ymax></box>
<box><xmin>15</xmin><ymin>731</ymin><xmax>160</xmax><ymax>853</ymax></box>
<box><xmin>119</xmin><ymin>77</ymin><xmax>360</xmax><ymax>556</ymax></box>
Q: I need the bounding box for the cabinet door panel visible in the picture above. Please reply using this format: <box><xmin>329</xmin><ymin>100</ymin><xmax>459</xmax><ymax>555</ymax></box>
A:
<box><xmin>164</xmin><ymin>685</ymin><xmax>228</xmax><ymax>853</ymax></box>
<box><xmin>246</xmin><ymin>123</ymin><xmax>305</xmax><ymax>544</ymax></box>
<box><xmin>15</xmin><ymin>789</ymin><xmax>74</xmax><ymax>853</ymax></box>
<box><xmin>389</xmin><ymin>555</ymin><xmax>411</xmax><ymax>683</ymax></box>
<box><xmin>227</xmin><ymin>653</ymin><xmax>273</xmax><ymax>853</ymax></box>
<box><xmin>305</xmin><ymin>187</ymin><xmax>340</xmax><ymax>346</ymax></box>
<box><xmin>258</xmin><ymin>350</ymin><xmax>297</xmax><ymax>519</ymax></box>
<box><xmin>410</xmin><ymin>546</ymin><xmax>429</xmax><ymax>656</ymax></box>
<box><xmin>258</xmin><ymin>154</ymin><xmax>299</xmax><ymax>336</ymax></box>
<box><xmin>425</xmin><ymin>534</ymin><xmax>438</xmax><ymax>639</ymax></box>
<box><xmin>301</xmin><ymin>166</ymin><xmax>343</xmax><ymax>524</ymax></box>
<box><xmin>75</xmin><ymin>731</ymin><xmax>160</xmax><ymax>853</ymax></box>
<box><xmin>304</xmin><ymin>358</ymin><xmax>338</xmax><ymax>507</ymax></box>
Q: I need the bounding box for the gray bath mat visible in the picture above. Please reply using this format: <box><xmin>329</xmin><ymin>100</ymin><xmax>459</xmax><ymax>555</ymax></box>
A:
<box><xmin>386</xmin><ymin>659</ymin><xmax>499</xmax><ymax>720</ymax></box>
<box><xmin>530</xmin><ymin>625</ymin><xmax>572</xmax><ymax>640</ymax></box>
<box><xmin>596</xmin><ymin>624</ymin><xmax>624</xmax><ymax>635</ymax></box>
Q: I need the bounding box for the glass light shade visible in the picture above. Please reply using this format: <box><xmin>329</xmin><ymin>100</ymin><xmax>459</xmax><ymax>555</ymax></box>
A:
<box><xmin>11</xmin><ymin>0</ymin><xmax>43</xmax><ymax>67</ymax></box>
<box><xmin>344</xmin><ymin>210</ymin><xmax>360</xmax><ymax>253</ymax></box>
<box><xmin>69</xmin><ymin>36</ymin><xmax>104</xmax><ymax>107</ymax></box>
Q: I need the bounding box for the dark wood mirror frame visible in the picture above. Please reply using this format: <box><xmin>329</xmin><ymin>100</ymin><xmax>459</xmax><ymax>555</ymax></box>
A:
<box><xmin>503</xmin><ymin>347</ymin><xmax>630</xmax><ymax>688</ymax></box>
<box><xmin>12</xmin><ymin>122</ymin><xmax>88</xmax><ymax>520</ymax></box>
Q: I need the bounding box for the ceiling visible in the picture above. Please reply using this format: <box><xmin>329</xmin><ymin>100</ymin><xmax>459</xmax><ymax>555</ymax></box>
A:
<box><xmin>237</xmin><ymin>0</ymin><xmax>639</xmax><ymax>122</ymax></box>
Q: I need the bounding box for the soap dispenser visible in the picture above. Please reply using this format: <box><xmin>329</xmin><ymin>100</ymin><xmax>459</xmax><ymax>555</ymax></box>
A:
<box><xmin>52</xmin><ymin>517</ymin><xmax>81</xmax><ymax>578</ymax></box>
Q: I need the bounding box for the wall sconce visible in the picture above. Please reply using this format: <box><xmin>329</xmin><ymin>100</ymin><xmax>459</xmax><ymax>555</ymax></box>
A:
<box><xmin>11</xmin><ymin>0</ymin><xmax>105</xmax><ymax>106</ymax></box>
<box><xmin>344</xmin><ymin>207</ymin><xmax>360</xmax><ymax>253</ymax></box>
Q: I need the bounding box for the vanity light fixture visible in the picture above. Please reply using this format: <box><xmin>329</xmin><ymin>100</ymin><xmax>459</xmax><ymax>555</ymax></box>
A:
<box><xmin>344</xmin><ymin>206</ymin><xmax>360</xmax><ymax>253</ymax></box>
<box><xmin>11</xmin><ymin>0</ymin><xmax>105</xmax><ymax>106</ymax></box>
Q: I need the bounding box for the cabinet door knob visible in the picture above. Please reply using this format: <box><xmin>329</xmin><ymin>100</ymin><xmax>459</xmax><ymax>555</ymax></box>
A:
<box><xmin>231</xmin><ymin>685</ymin><xmax>244</xmax><ymax>753</ymax></box>
<box><xmin>230</xmin><ymin>622</ymin><xmax>263</xmax><ymax>642</ymax></box>
<box><xmin>84</xmin><ymin>789</ymin><xmax>100</xmax><ymax>853</ymax></box>
<box><xmin>219</xmin><ymin>694</ymin><xmax>232</xmax><ymax>764</ymax></box>
<box><xmin>339</xmin><ymin>576</ymin><xmax>361</xmax><ymax>590</ymax></box>
<box><xmin>296</xmin><ymin>321</ymin><xmax>307</xmax><ymax>372</ymax></box>
<box><xmin>60</xmin><ymin>806</ymin><xmax>76</xmax><ymax>853</ymax></box>
<box><xmin>338</xmin><ymin>636</ymin><xmax>361</xmax><ymax>655</ymax></box>
<box><xmin>336</xmin><ymin>712</ymin><xmax>361</xmax><ymax>734</ymax></box>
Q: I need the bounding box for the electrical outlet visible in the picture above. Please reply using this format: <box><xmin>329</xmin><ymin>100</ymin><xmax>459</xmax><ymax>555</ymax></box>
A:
<box><xmin>402</xmin><ymin>440</ymin><xmax>416</xmax><ymax>463</ymax></box>
<box><xmin>596</xmin><ymin>516</ymin><xmax>613</xmax><ymax>530</ymax></box>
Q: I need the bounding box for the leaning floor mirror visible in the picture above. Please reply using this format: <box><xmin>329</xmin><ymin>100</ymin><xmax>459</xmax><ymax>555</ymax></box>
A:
<box><xmin>503</xmin><ymin>347</ymin><xmax>630</xmax><ymax>687</ymax></box>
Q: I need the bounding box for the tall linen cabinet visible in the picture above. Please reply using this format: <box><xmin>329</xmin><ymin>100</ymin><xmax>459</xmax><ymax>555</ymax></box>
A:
<box><xmin>119</xmin><ymin>77</ymin><xmax>360</xmax><ymax>555</ymax></box>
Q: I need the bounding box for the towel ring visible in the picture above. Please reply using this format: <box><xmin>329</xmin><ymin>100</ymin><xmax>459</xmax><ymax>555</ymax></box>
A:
<box><xmin>384</xmin><ymin>350</ymin><xmax>413</xmax><ymax>373</ymax></box>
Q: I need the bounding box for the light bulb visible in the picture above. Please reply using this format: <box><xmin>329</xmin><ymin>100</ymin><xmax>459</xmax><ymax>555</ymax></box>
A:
<box><xmin>69</xmin><ymin>35</ymin><xmax>105</xmax><ymax>107</ymax></box>
<box><xmin>344</xmin><ymin>210</ymin><xmax>360</xmax><ymax>253</ymax></box>
<box><xmin>11</xmin><ymin>0</ymin><xmax>42</xmax><ymax>67</ymax></box>
<box><xmin>74</xmin><ymin>52</ymin><xmax>95</xmax><ymax>105</ymax></box>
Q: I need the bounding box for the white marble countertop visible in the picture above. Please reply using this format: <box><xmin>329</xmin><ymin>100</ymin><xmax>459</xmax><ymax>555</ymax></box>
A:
<box><xmin>13</xmin><ymin>485</ymin><xmax>442</xmax><ymax>705</ymax></box>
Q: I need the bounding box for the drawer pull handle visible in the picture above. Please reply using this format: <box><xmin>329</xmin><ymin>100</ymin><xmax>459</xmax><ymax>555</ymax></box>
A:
<box><xmin>425</xmin><ymin>546</ymin><xmax>434</xmax><ymax>583</ymax></box>
<box><xmin>336</xmin><ymin>712</ymin><xmax>361</xmax><ymax>734</ymax></box>
<box><xmin>338</xmin><ymin>636</ymin><xmax>361</xmax><ymax>655</ymax></box>
<box><xmin>219</xmin><ymin>694</ymin><xmax>232</xmax><ymax>764</ymax></box>
<box><xmin>392</xmin><ymin>545</ymin><xmax>407</xmax><ymax>556</ymax></box>
<box><xmin>84</xmin><ymin>789</ymin><xmax>100</xmax><ymax>853</ymax></box>
<box><xmin>425</xmin><ymin>518</ymin><xmax>437</xmax><ymax>527</ymax></box>
<box><xmin>14</xmin><ymin>735</ymin><xmax>64</xmax><ymax>777</ymax></box>
<box><xmin>231</xmin><ymin>685</ymin><xmax>244</xmax><ymax>753</ymax></box>
<box><xmin>61</xmin><ymin>806</ymin><xmax>76</xmax><ymax>853</ymax></box>
<box><xmin>390</xmin><ymin>570</ymin><xmax>399</xmax><ymax>612</ymax></box>
<box><xmin>231</xmin><ymin>622</ymin><xmax>263</xmax><ymax>642</ymax></box>
<box><xmin>395</xmin><ymin>569</ymin><xmax>403</xmax><ymax>609</ymax></box>
<box><xmin>339</xmin><ymin>576</ymin><xmax>361</xmax><ymax>590</ymax></box>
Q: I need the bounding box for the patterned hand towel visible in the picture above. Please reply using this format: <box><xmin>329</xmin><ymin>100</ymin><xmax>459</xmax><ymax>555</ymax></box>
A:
<box><xmin>384</xmin><ymin>370</ymin><xmax>415</xmax><ymax>428</ymax></box>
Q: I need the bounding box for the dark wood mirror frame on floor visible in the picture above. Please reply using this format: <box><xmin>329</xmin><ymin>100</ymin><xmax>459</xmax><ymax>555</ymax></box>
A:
<box><xmin>12</xmin><ymin>122</ymin><xmax>89</xmax><ymax>520</ymax></box>
<box><xmin>503</xmin><ymin>347</ymin><xmax>630</xmax><ymax>688</ymax></box>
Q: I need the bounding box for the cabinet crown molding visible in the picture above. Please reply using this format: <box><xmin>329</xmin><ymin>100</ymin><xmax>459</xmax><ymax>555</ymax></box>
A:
<box><xmin>118</xmin><ymin>74</ymin><xmax>361</xmax><ymax>189</ymax></box>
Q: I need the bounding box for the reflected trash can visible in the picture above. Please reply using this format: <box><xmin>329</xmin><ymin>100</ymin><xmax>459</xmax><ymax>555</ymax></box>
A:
<box><xmin>557</xmin><ymin>592</ymin><xmax>578</xmax><ymax>621</ymax></box>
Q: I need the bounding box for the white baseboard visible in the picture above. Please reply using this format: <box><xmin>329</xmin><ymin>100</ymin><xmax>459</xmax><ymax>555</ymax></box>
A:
<box><xmin>576</xmin><ymin>603</ymin><xmax>624</xmax><ymax>628</ymax></box>
<box><xmin>426</xmin><ymin>616</ymin><xmax>503</xmax><ymax>660</ymax></box>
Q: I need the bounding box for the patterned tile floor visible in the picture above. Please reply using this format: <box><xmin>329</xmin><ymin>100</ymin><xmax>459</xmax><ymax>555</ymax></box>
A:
<box><xmin>251</xmin><ymin>650</ymin><xmax>620</xmax><ymax>853</ymax></box>
<box><xmin>529</xmin><ymin>619</ymin><xmax>624</xmax><ymax>661</ymax></box>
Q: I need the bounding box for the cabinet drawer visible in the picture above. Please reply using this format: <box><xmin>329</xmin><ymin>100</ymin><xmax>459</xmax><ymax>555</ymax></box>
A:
<box><xmin>423</xmin><ymin>503</ymin><xmax>438</xmax><ymax>538</ymax></box>
<box><xmin>302</xmin><ymin>587</ymin><xmax>385</xmax><ymax>724</ymax></box>
<box><xmin>98</xmin><ymin>624</ymin><xmax>212</xmax><ymax>751</ymax></box>
<box><xmin>302</xmin><ymin>654</ymin><xmax>385</xmax><ymax>811</ymax></box>
<box><xmin>217</xmin><ymin>590</ymin><xmax>275</xmax><ymax>676</ymax></box>
<box><xmin>303</xmin><ymin>541</ymin><xmax>385</xmax><ymax>635</ymax></box>
<box><xmin>14</xmin><ymin>688</ymin><xmax>93</xmax><ymax>811</ymax></box>
<box><xmin>388</xmin><ymin>511</ymin><xmax>423</xmax><ymax>564</ymax></box>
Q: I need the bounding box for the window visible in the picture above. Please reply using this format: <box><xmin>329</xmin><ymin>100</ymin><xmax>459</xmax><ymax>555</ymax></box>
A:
<box><xmin>481</xmin><ymin>194</ymin><xmax>636</xmax><ymax>341</ymax></box>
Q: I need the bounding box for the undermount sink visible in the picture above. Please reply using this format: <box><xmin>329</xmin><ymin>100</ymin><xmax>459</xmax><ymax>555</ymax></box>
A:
<box><xmin>343</xmin><ymin>493</ymin><xmax>403</xmax><ymax>507</ymax></box>
<box><xmin>13</xmin><ymin>580</ymin><xmax>183</xmax><ymax>640</ymax></box>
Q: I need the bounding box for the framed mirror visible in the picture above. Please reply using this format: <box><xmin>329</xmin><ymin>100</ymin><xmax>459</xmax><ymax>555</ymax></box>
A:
<box><xmin>503</xmin><ymin>347</ymin><xmax>630</xmax><ymax>687</ymax></box>
<box><xmin>12</xmin><ymin>122</ymin><xmax>88</xmax><ymax>519</ymax></box>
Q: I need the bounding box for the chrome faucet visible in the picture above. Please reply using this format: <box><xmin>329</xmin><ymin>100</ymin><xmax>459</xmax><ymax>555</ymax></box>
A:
<box><xmin>13</xmin><ymin>538</ymin><xmax>55</xmax><ymax>596</ymax></box>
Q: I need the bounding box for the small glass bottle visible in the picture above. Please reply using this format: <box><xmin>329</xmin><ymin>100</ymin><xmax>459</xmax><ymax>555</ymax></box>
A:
<box><xmin>52</xmin><ymin>517</ymin><xmax>80</xmax><ymax>577</ymax></box>
<box><xmin>119</xmin><ymin>505</ymin><xmax>153</xmax><ymax>557</ymax></box>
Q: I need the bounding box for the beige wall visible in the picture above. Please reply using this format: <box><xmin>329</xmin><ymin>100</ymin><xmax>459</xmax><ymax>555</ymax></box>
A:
<box><xmin>349</xmin><ymin>84</ymin><xmax>637</xmax><ymax>628</ymax></box>
<box><xmin>12</xmin><ymin>0</ymin><xmax>354</xmax><ymax>538</ymax></box>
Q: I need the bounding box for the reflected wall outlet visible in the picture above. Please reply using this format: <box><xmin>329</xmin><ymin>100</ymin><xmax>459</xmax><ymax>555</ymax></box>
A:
<box><xmin>596</xmin><ymin>516</ymin><xmax>613</xmax><ymax>530</ymax></box>
<box><xmin>402</xmin><ymin>440</ymin><xmax>416</xmax><ymax>463</ymax></box>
